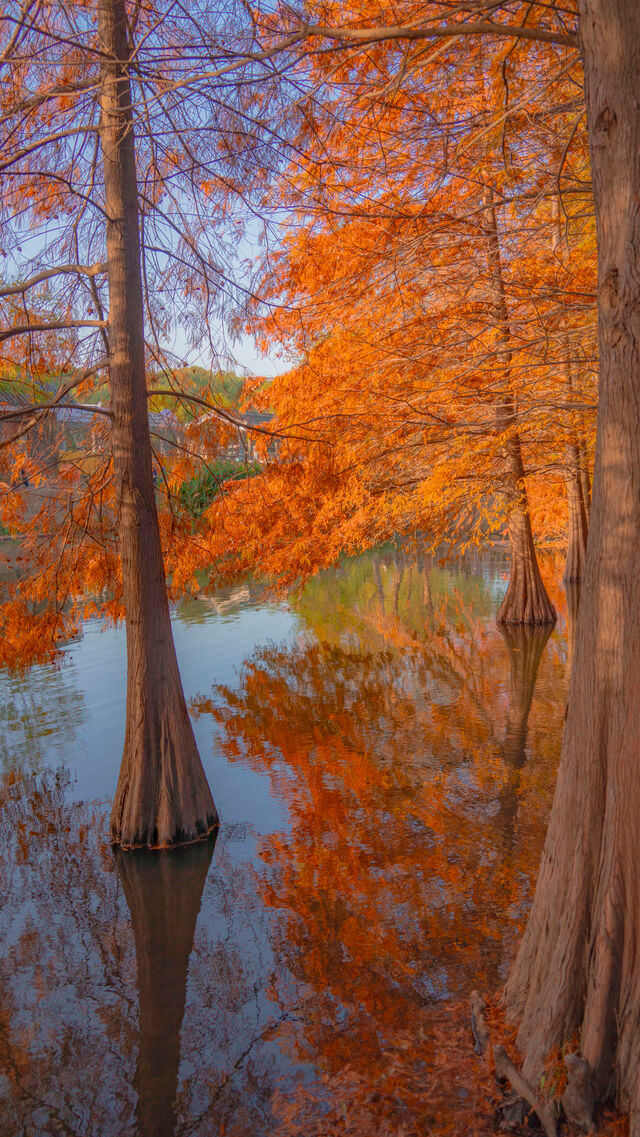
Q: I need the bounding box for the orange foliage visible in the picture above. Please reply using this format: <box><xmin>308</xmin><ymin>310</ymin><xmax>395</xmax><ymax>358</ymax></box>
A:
<box><xmin>188</xmin><ymin>2</ymin><xmax>596</xmax><ymax>594</ymax></box>
<box><xmin>1</xmin><ymin>1</ymin><xmax>596</xmax><ymax>658</ymax></box>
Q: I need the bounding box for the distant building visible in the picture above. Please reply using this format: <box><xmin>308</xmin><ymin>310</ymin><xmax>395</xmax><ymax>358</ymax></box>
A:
<box><xmin>188</xmin><ymin>409</ymin><xmax>276</xmax><ymax>463</ymax></box>
<box><xmin>0</xmin><ymin>391</ymin><xmax>274</xmax><ymax>470</ymax></box>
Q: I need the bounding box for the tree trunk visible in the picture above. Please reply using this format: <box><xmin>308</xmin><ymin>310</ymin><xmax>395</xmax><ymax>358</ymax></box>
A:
<box><xmin>551</xmin><ymin>205</ymin><xmax>590</xmax><ymax>585</ymax></box>
<box><xmin>505</xmin><ymin>2</ymin><xmax>640</xmax><ymax>1126</ymax></box>
<box><xmin>562</xmin><ymin>351</ymin><xmax>590</xmax><ymax>583</ymax></box>
<box><xmin>496</xmin><ymin>430</ymin><xmax>557</xmax><ymax>624</ymax></box>
<box><xmin>564</xmin><ymin>440</ymin><xmax>589</xmax><ymax>583</ymax></box>
<box><xmin>115</xmin><ymin>839</ymin><xmax>214</xmax><ymax>1137</ymax></box>
<box><xmin>98</xmin><ymin>0</ymin><xmax>218</xmax><ymax>848</ymax></box>
<box><xmin>579</xmin><ymin>435</ymin><xmax>592</xmax><ymax>522</ymax></box>
<box><xmin>564</xmin><ymin>580</ymin><xmax>581</xmax><ymax>676</ymax></box>
<box><xmin>483</xmin><ymin>191</ymin><xmax>556</xmax><ymax>625</ymax></box>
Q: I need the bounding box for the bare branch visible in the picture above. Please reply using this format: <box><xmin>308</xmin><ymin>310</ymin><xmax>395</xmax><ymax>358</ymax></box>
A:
<box><xmin>0</xmin><ymin>401</ymin><xmax>112</xmax><ymax>422</ymax></box>
<box><xmin>0</xmin><ymin>263</ymin><xmax>108</xmax><ymax>298</ymax></box>
<box><xmin>299</xmin><ymin>18</ymin><xmax>578</xmax><ymax>51</ymax></box>
<box><xmin>0</xmin><ymin>320</ymin><xmax>107</xmax><ymax>343</ymax></box>
<box><xmin>0</xmin><ymin>78</ymin><xmax>99</xmax><ymax>125</ymax></box>
<box><xmin>0</xmin><ymin>125</ymin><xmax>99</xmax><ymax>174</ymax></box>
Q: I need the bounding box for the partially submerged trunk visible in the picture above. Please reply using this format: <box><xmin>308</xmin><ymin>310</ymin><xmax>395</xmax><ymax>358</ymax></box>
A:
<box><xmin>497</xmin><ymin>431</ymin><xmax>557</xmax><ymax>625</ymax></box>
<box><xmin>484</xmin><ymin>191</ymin><xmax>556</xmax><ymax>625</ymax></box>
<box><xmin>506</xmin><ymin>2</ymin><xmax>640</xmax><ymax>1125</ymax></box>
<box><xmin>115</xmin><ymin>839</ymin><xmax>215</xmax><ymax>1137</ymax></box>
<box><xmin>564</xmin><ymin>440</ymin><xmax>589</xmax><ymax>583</ymax></box>
<box><xmin>98</xmin><ymin>0</ymin><xmax>218</xmax><ymax>847</ymax></box>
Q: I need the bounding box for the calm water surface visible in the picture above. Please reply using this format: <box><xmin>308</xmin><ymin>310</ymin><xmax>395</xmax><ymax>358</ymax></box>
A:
<box><xmin>0</xmin><ymin>547</ymin><xmax>572</xmax><ymax>1136</ymax></box>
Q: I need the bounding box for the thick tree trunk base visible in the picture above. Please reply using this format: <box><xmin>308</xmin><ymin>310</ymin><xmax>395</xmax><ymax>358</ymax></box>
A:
<box><xmin>497</xmin><ymin>517</ymin><xmax>556</xmax><ymax>626</ymax></box>
<box><xmin>497</xmin><ymin>575</ymin><xmax>556</xmax><ymax>624</ymax></box>
<box><xmin>110</xmin><ymin>683</ymin><xmax>219</xmax><ymax>849</ymax></box>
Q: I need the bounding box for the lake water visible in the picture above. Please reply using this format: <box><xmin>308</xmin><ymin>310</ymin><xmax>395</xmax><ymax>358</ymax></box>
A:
<box><xmin>0</xmin><ymin>546</ymin><xmax>572</xmax><ymax>1136</ymax></box>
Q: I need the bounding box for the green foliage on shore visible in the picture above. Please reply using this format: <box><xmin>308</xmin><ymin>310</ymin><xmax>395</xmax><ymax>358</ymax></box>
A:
<box><xmin>179</xmin><ymin>459</ymin><xmax>260</xmax><ymax>518</ymax></box>
<box><xmin>148</xmin><ymin>368</ymin><xmax>245</xmax><ymax>422</ymax></box>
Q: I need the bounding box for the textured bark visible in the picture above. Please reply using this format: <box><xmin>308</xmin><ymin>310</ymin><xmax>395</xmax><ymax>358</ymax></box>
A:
<box><xmin>496</xmin><ymin>441</ymin><xmax>557</xmax><ymax>625</ymax></box>
<box><xmin>98</xmin><ymin>0</ymin><xmax>218</xmax><ymax>847</ymax></box>
<box><xmin>552</xmin><ymin>212</ymin><xmax>590</xmax><ymax>585</ymax></box>
<box><xmin>564</xmin><ymin>440</ymin><xmax>589</xmax><ymax>583</ymax></box>
<box><xmin>579</xmin><ymin>438</ymin><xmax>592</xmax><ymax>522</ymax></box>
<box><xmin>563</xmin><ymin>356</ymin><xmax>589</xmax><ymax>583</ymax></box>
<box><xmin>564</xmin><ymin>581</ymin><xmax>581</xmax><ymax>676</ymax></box>
<box><xmin>115</xmin><ymin>838</ymin><xmax>215</xmax><ymax>1137</ymax></box>
<box><xmin>505</xmin><ymin>3</ymin><xmax>640</xmax><ymax>1127</ymax></box>
<box><xmin>484</xmin><ymin>191</ymin><xmax>556</xmax><ymax>625</ymax></box>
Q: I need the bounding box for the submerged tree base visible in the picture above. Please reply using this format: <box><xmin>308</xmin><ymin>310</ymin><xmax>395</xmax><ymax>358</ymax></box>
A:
<box><xmin>496</xmin><ymin>567</ymin><xmax>557</xmax><ymax>626</ymax></box>
<box><xmin>473</xmin><ymin>993</ymin><xmax>628</xmax><ymax>1137</ymax></box>
<box><xmin>110</xmin><ymin>683</ymin><xmax>219</xmax><ymax>850</ymax></box>
<box><xmin>111</xmin><ymin>785</ymin><xmax>219</xmax><ymax>849</ymax></box>
<box><xmin>112</xmin><ymin>821</ymin><xmax>219</xmax><ymax>852</ymax></box>
<box><xmin>497</xmin><ymin>503</ymin><xmax>557</xmax><ymax>626</ymax></box>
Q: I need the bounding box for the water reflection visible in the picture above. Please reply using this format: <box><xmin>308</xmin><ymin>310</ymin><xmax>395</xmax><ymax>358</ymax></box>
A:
<box><xmin>497</xmin><ymin>624</ymin><xmax>554</xmax><ymax>847</ymax></box>
<box><xmin>0</xmin><ymin>547</ymin><xmax>568</xmax><ymax>1135</ymax></box>
<box><xmin>201</xmin><ymin>550</ymin><xmax>567</xmax><ymax>1131</ymax></box>
<box><xmin>0</xmin><ymin>658</ymin><xmax>87</xmax><ymax>774</ymax></box>
<box><xmin>0</xmin><ymin>771</ymin><xmax>137</xmax><ymax>1135</ymax></box>
<box><xmin>115</xmin><ymin>840</ymin><xmax>215</xmax><ymax>1137</ymax></box>
<box><xmin>0</xmin><ymin>771</ymin><xmax>284</xmax><ymax>1137</ymax></box>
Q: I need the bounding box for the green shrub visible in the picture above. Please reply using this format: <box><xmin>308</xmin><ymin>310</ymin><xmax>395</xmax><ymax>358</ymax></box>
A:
<box><xmin>178</xmin><ymin>460</ymin><xmax>259</xmax><ymax>518</ymax></box>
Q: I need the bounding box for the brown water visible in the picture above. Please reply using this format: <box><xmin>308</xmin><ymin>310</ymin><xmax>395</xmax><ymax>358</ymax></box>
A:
<box><xmin>0</xmin><ymin>546</ymin><xmax>572</xmax><ymax>1136</ymax></box>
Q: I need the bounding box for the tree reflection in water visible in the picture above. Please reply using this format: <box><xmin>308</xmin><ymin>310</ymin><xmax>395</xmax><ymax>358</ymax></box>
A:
<box><xmin>199</xmin><ymin>549</ymin><xmax>568</xmax><ymax>1133</ymax></box>
<box><xmin>0</xmin><ymin>656</ymin><xmax>87</xmax><ymax>775</ymax></box>
<box><xmin>496</xmin><ymin>624</ymin><xmax>554</xmax><ymax>848</ymax></box>
<box><xmin>0</xmin><ymin>549</ymin><xmax>568</xmax><ymax>1135</ymax></box>
<box><xmin>114</xmin><ymin>840</ymin><xmax>215</xmax><ymax>1137</ymax></box>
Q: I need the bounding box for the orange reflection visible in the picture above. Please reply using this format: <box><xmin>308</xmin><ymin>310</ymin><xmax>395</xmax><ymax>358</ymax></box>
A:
<box><xmin>0</xmin><ymin>548</ymin><xmax>571</xmax><ymax>1135</ymax></box>
<box><xmin>198</xmin><ymin>548</ymin><xmax>567</xmax><ymax>1133</ymax></box>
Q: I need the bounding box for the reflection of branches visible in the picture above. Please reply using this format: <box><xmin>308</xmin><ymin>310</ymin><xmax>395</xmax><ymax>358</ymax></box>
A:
<box><xmin>0</xmin><ymin>771</ymin><xmax>137</xmax><ymax>1134</ymax></box>
<box><xmin>177</xmin><ymin>1003</ymin><xmax>303</xmax><ymax>1137</ymax></box>
<box><xmin>0</xmin><ymin>664</ymin><xmax>86</xmax><ymax>773</ymax></box>
<box><xmin>194</xmin><ymin>550</ymin><xmax>566</xmax><ymax>1115</ymax></box>
<box><xmin>0</xmin><ymin>765</ymin><xmax>318</xmax><ymax>1136</ymax></box>
<box><xmin>0</xmin><ymin>549</ymin><xmax>569</xmax><ymax>1134</ymax></box>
